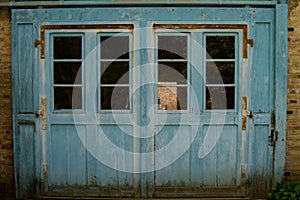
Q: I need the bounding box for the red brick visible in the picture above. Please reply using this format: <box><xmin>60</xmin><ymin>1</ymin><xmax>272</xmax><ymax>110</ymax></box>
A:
<box><xmin>0</xmin><ymin>4</ymin><xmax>14</xmax><ymax>199</ymax></box>
<box><xmin>286</xmin><ymin>1</ymin><xmax>300</xmax><ymax>183</ymax></box>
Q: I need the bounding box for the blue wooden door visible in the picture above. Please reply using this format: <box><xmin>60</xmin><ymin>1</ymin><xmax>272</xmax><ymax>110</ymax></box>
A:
<box><xmin>12</xmin><ymin>5</ymin><xmax>287</xmax><ymax>199</ymax></box>
<box><xmin>41</xmin><ymin>23</ymin><xmax>271</xmax><ymax>198</ymax></box>
<box><xmin>151</xmin><ymin>27</ymin><xmax>248</xmax><ymax>197</ymax></box>
<box><xmin>43</xmin><ymin>29</ymin><xmax>137</xmax><ymax>197</ymax></box>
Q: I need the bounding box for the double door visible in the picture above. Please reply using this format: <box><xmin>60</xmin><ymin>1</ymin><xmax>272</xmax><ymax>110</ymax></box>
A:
<box><xmin>12</xmin><ymin>5</ymin><xmax>286</xmax><ymax>199</ymax></box>
<box><xmin>39</xmin><ymin>23</ymin><xmax>261</xmax><ymax>198</ymax></box>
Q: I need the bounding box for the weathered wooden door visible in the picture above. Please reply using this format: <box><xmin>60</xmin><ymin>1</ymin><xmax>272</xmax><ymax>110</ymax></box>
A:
<box><xmin>40</xmin><ymin>23</ymin><xmax>270</xmax><ymax>198</ymax></box>
<box><xmin>42</xmin><ymin>27</ymin><xmax>138</xmax><ymax>197</ymax></box>
<box><xmin>12</xmin><ymin>4</ymin><xmax>287</xmax><ymax>199</ymax></box>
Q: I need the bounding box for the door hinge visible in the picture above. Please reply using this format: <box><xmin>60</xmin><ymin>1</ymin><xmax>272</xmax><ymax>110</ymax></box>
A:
<box><xmin>41</xmin><ymin>97</ymin><xmax>47</xmax><ymax>130</ymax></box>
<box><xmin>242</xmin><ymin>96</ymin><xmax>252</xmax><ymax>131</ymax></box>
<box><xmin>247</xmin><ymin>39</ymin><xmax>254</xmax><ymax>47</ymax></box>
<box><xmin>34</xmin><ymin>39</ymin><xmax>41</xmax><ymax>47</ymax></box>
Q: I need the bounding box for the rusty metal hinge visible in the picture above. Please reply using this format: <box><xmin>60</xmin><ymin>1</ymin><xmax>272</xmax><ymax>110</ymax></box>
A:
<box><xmin>41</xmin><ymin>97</ymin><xmax>47</xmax><ymax>130</ymax></box>
<box><xmin>34</xmin><ymin>39</ymin><xmax>42</xmax><ymax>47</ymax></box>
<box><xmin>247</xmin><ymin>39</ymin><xmax>254</xmax><ymax>47</ymax></box>
<box><xmin>242</xmin><ymin>96</ymin><xmax>253</xmax><ymax>131</ymax></box>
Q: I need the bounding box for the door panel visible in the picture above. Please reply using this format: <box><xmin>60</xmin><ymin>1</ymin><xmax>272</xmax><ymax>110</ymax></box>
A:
<box><xmin>45</xmin><ymin>30</ymin><xmax>136</xmax><ymax>197</ymax></box>
<box><xmin>48</xmin><ymin>125</ymin><xmax>87</xmax><ymax>186</ymax></box>
<box><xmin>152</xmin><ymin>28</ymin><xmax>244</xmax><ymax>197</ymax></box>
<box><xmin>252</xmin><ymin>22</ymin><xmax>273</xmax><ymax>113</ymax></box>
<box><xmin>15</xmin><ymin>124</ymin><xmax>36</xmax><ymax>198</ymax></box>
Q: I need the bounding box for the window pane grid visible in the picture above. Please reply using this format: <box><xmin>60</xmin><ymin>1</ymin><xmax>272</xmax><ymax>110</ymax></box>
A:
<box><xmin>99</xmin><ymin>34</ymin><xmax>131</xmax><ymax>111</ymax></box>
<box><xmin>157</xmin><ymin>34</ymin><xmax>189</xmax><ymax>111</ymax></box>
<box><xmin>52</xmin><ymin>35</ymin><xmax>83</xmax><ymax>110</ymax></box>
<box><xmin>205</xmin><ymin>34</ymin><xmax>237</xmax><ymax>110</ymax></box>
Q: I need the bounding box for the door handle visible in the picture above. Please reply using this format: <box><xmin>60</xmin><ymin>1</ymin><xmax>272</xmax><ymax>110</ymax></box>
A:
<box><xmin>242</xmin><ymin>96</ymin><xmax>252</xmax><ymax>131</ymax></box>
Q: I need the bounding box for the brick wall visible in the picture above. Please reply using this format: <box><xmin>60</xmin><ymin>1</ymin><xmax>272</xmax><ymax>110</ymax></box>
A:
<box><xmin>286</xmin><ymin>0</ymin><xmax>300</xmax><ymax>183</ymax></box>
<box><xmin>0</xmin><ymin>4</ymin><xmax>14</xmax><ymax>200</ymax></box>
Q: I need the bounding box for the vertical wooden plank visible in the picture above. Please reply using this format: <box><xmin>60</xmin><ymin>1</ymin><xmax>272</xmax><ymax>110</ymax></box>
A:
<box><xmin>202</xmin><ymin>125</ymin><xmax>217</xmax><ymax>186</ymax></box>
<box><xmin>17</xmin><ymin>23</ymin><xmax>34</xmax><ymax>113</ymax></box>
<box><xmin>16</xmin><ymin>124</ymin><xmax>36</xmax><ymax>198</ymax></box>
<box><xmin>217</xmin><ymin>126</ymin><xmax>238</xmax><ymax>186</ymax></box>
<box><xmin>190</xmin><ymin>126</ymin><xmax>204</xmax><ymax>185</ymax></box>
<box><xmin>252</xmin><ymin>22</ymin><xmax>271</xmax><ymax>113</ymax></box>
<box><xmin>97</xmin><ymin>125</ymin><xmax>117</xmax><ymax>186</ymax></box>
<box><xmin>101</xmin><ymin>125</ymin><xmax>134</xmax><ymax>186</ymax></box>
<box><xmin>253</xmin><ymin>125</ymin><xmax>270</xmax><ymax>198</ymax></box>
<box><xmin>50</xmin><ymin>125</ymin><xmax>68</xmax><ymax>185</ymax></box>
<box><xmin>86</xmin><ymin>125</ymin><xmax>100</xmax><ymax>186</ymax></box>
<box><xmin>67</xmin><ymin>125</ymin><xmax>87</xmax><ymax>185</ymax></box>
<box><xmin>254</xmin><ymin>126</ymin><xmax>269</xmax><ymax>174</ymax></box>
<box><xmin>274</xmin><ymin>3</ymin><xmax>287</xmax><ymax>184</ymax></box>
<box><xmin>154</xmin><ymin>126</ymin><xmax>190</xmax><ymax>186</ymax></box>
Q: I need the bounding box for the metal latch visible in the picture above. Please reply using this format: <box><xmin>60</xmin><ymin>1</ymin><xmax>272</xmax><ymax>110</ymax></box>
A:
<box><xmin>242</xmin><ymin>96</ymin><xmax>252</xmax><ymax>131</ymax></box>
<box><xmin>36</xmin><ymin>97</ymin><xmax>47</xmax><ymax>130</ymax></box>
<box><xmin>268</xmin><ymin>130</ymin><xmax>278</xmax><ymax>146</ymax></box>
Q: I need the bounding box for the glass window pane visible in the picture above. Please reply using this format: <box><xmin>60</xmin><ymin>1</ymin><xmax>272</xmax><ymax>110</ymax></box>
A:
<box><xmin>54</xmin><ymin>87</ymin><xmax>82</xmax><ymax>110</ymax></box>
<box><xmin>101</xmin><ymin>86</ymin><xmax>129</xmax><ymax>110</ymax></box>
<box><xmin>54</xmin><ymin>37</ymin><xmax>82</xmax><ymax>59</ymax></box>
<box><xmin>158</xmin><ymin>86</ymin><xmax>187</xmax><ymax>110</ymax></box>
<box><xmin>158</xmin><ymin>62</ymin><xmax>187</xmax><ymax>84</ymax></box>
<box><xmin>158</xmin><ymin>36</ymin><xmax>187</xmax><ymax>59</ymax></box>
<box><xmin>101</xmin><ymin>61</ymin><xmax>129</xmax><ymax>84</ymax></box>
<box><xmin>100</xmin><ymin>36</ymin><xmax>129</xmax><ymax>59</ymax></box>
<box><xmin>206</xmin><ymin>87</ymin><xmax>235</xmax><ymax>110</ymax></box>
<box><xmin>206</xmin><ymin>36</ymin><xmax>235</xmax><ymax>59</ymax></box>
<box><xmin>206</xmin><ymin>62</ymin><xmax>235</xmax><ymax>84</ymax></box>
<box><xmin>54</xmin><ymin>62</ymin><xmax>82</xmax><ymax>84</ymax></box>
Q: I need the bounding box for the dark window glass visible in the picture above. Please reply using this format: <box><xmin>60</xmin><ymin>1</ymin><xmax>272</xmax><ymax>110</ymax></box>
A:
<box><xmin>158</xmin><ymin>86</ymin><xmax>187</xmax><ymax>110</ymax></box>
<box><xmin>206</xmin><ymin>87</ymin><xmax>235</xmax><ymax>110</ymax></box>
<box><xmin>101</xmin><ymin>86</ymin><xmax>129</xmax><ymax>110</ymax></box>
<box><xmin>206</xmin><ymin>36</ymin><xmax>235</xmax><ymax>59</ymax></box>
<box><xmin>206</xmin><ymin>62</ymin><xmax>235</xmax><ymax>84</ymax></box>
<box><xmin>54</xmin><ymin>87</ymin><xmax>82</xmax><ymax>110</ymax></box>
<box><xmin>158</xmin><ymin>36</ymin><xmax>187</xmax><ymax>59</ymax></box>
<box><xmin>100</xmin><ymin>36</ymin><xmax>129</xmax><ymax>59</ymax></box>
<box><xmin>158</xmin><ymin>62</ymin><xmax>187</xmax><ymax>84</ymax></box>
<box><xmin>54</xmin><ymin>37</ymin><xmax>82</xmax><ymax>59</ymax></box>
<box><xmin>54</xmin><ymin>62</ymin><xmax>82</xmax><ymax>84</ymax></box>
<box><xmin>101</xmin><ymin>61</ymin><xmax>129</xmax><ymax>84</ymax></box>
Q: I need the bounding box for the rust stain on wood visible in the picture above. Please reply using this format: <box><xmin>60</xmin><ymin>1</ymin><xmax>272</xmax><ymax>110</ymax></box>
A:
<box><xmin>41</xmin><ymin>97</ymin><xmax>47</xmax><ymax>130</ymax></box>
<box><xmin>242</xmin><ymin>96</ymin><xmax>247</xmax><ymax>131</ymax></box>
